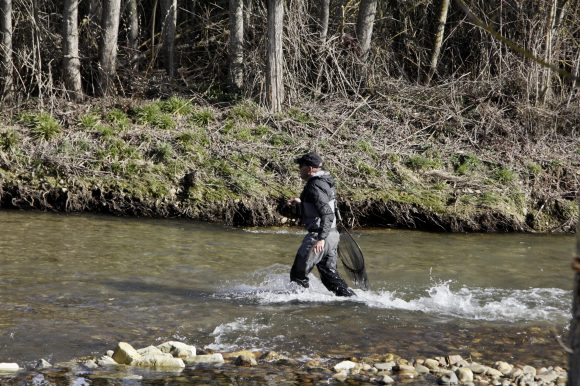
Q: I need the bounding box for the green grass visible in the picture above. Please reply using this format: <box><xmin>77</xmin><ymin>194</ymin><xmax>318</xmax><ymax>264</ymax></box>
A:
<box><xmin>526</xmin><ymin>162</ymin><xmax>542</xmax><ymax>176</ymax></box>
<box><xmin>229</xmin><ymin>100</ymin><xmax>261</xmax><ymax>122</ymax></box>
<box><xmin>161</xmin><ymin>96</ymin><xmax>193</xmax><ymax>115</ymax></box>
<box><xmin>405</xmin><ymin>154</ymin><xmax>441</xmax><ymax>171</ymax></box>
<box><xmin>0</xmin><ymin>129</ymin><xmax>19</xmax><ymax>151</ymax></box>
<box><xmin>106</xmin><ymin>109</ymin><xmax>131</xmax><ymax>130</ymax></box>
<box><xmin>135</xmin><ymin>104</ymin><xmax>176</xmax><ymax>130</ymax></box>
<box><xmin>452</xmin><ymin>153</ymin><xmax>480</xmax><ymax>175</ymax></box>
<box><xmin>19</xmin><ymin>112</ymin><xmax>61</xmax><ymax>140</ymax></box>
<box><xmin>79</xmin><ymin>113</ymin><xmax>101</xmax><ymax>130</ymax></box>
<box><xmin>492</xmin><ymin>166</ymin><xmax>516</xmax><ymax>184</ymax></box>
<box><xmin>190</xmin><ymin>108</ymin><xmax>215</xmax><ymax>127</ymax></box>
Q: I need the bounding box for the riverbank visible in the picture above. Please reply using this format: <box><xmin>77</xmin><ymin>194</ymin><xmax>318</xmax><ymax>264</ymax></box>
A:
<box><xmin>0</xmin><ymin>340</ymin><xmax>569</xmax><ymax>385</ymax></box>
<box><xmin>0</xmin><ymin>86</ymin><xmax>578</xmax><ymax>232</ymax></box>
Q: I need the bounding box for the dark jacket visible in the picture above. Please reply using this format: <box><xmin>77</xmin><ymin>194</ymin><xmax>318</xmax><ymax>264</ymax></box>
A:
<box><xmin>300</xmin><ymin>171</ymin><xmax>337</xmax><ymax>241</ymax></box>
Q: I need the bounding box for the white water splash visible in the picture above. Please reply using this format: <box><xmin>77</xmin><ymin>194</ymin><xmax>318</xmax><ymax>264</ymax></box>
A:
<box><xmin>205</xmin><ymin>317</ymin><xmax>270</xmax><ymax>352</ymax></box>
<box><xmin>216</xmin><ymin>265</ymin><xmax>570</xmax><ymax>323</ymax></box>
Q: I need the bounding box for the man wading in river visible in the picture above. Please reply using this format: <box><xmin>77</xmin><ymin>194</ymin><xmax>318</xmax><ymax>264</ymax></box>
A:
<box><xmin>287</xmin><ymin>152</ymin><xmax>355</xmax><ymax>297</ymax></box>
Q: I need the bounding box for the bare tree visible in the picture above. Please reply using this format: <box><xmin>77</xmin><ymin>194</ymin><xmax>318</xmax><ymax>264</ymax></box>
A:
<box><xmin>229</xmin><ymin>0</ymin><xmax>244</xmax><ymax>91</ymax></box>
<box><xmin>0</xmin><ymin>0</ymin><xmax>13</xmax><ymax>102</ymax></box>
<box><xmin>161</xmin><ymin>0</ymin><xmax>176</xmax><ymax>77</ymax></box>
<box><xmin>318</xmin><ymin>0</ymin><xmax>330</xmax><ymax>44</ymax></box>
<box><xmin>126</xmin><ymin>0</ymin><xmax>140</xmax><ymax>70</ymax></box>
<box><xmin>266</xmin><ymin>0</ymin><xmax>284</xmax><ymax>112</ymax></box>
<box><xmin>97</xmin><ymin>0</ymin><xmax>121</xmax><ymax>96</ymax></box>
<box><xmin>427</xmin><ymin>0</ymin><xmax>451</xmax><ymax>84</ymax></box>
<box><xmin>63</xmin><ymin>0</ymin><xmax>83</xmax><ymax>101</ymax></box>
<box><xmin>355</xmin><ymin>0</ymin><xmax>377</xmax><ymax>61</ymax></box>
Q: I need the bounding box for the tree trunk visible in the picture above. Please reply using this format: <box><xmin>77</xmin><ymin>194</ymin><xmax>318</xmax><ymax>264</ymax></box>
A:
<box><xmin>229</xmin><ymin>0</ymin><xmax>244</xmax><ymax>91</ymax></box>
<box><xmin>266</xmin><ymin>0</ymin><xmax>284</xmax><ymax>112</ymax></box>
<box><xmin>63</xmin><ymin>0</ymin><xmax>83</xmax><ymax>101</ymax></box>
<box><xmin>427</xmin><ymin>0</ymin><xmax>451</xmax><ymax>84</ymax></box>
<box><xmin>160</xmin><ymin>0</ymin><xmax>176</xmax><ymax>77</ymax></box>
<box><xmin>318</xmin><ymin>0</ymin><xmax>330</xmax><ymax>44</ymax></box>
<box><xmin>569</xmin><ymin>197</ymin><xmax>580</xmax><ymax>386</ymax></box>
<box><xmin>97</xmin><ymin>0</ymin><xmax>121</xmax><ymax>96</ymax></box>
<box><xmin>355</xmin><ymin>0</ymin><xmax>377</xmax><ymax>61</ymax></box>
<box><xmin>244</xmin><ymin>0</ymin><xmax>252</xmax><ymax>34</ymax></box>
<box><xmin>541</xmin><ymin>0</ymin><xmax>558</xmax><ymax>103</ymax></box>
<box><xmin>126</xmin><ymin>0</ymin><xmax>140</xmax><ymax>70</ymax></box>
<box><xmin>0</xmin><ymin>0</ymin><xmax>13</xmax><ymax>102</ymax></box>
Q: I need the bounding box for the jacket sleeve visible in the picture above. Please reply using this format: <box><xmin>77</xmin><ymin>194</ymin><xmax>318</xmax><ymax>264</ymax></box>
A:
<box><xmin>311</xmin><ymin>182</ymin><xmax>335</xmax><ymax>241</ymax></box>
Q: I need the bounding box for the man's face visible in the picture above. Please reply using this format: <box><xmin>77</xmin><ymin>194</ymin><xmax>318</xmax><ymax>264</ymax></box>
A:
<box><xmin>299</xmin><ymin>164</ymin><xmax>311</xmax><ymax>180</ymax></box>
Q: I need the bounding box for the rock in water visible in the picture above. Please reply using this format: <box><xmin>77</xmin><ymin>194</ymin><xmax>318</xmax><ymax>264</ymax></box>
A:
<box><xmin>0</xmin><ymin>363</ymin><xmax>19</xmax><ymax>372</ymax></box>
<box><xmin>112</xmin><ymin>342</ymin><xmax>142</xmax><ymax>365</ymax></box>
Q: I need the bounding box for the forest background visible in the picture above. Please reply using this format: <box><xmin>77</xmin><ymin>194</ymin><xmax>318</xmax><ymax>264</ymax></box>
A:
<box><xmin>0</xmin><ymin>0</ymin><xmax>578</xmax><ymax>232</ymax></box>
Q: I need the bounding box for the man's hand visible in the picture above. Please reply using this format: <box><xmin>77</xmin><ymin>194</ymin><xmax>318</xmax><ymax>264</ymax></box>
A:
<box><xmin>313</xmin><ymin>239</ymin><xmax>325</xmax><ymax>254</ymax></box>
<box><xmin>287</xmin><ymin>197</ymin><xmax>301</xmax><ymax>206</ymax></box>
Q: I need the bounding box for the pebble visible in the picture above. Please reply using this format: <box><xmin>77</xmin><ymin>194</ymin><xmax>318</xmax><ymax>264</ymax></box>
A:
<box><xmin>334</xmin><ymin>360</ymin><xmax>357</xmax><ymax>372</ymax></box>
<box><xmin>35</xmin><ymin>359</ymin><xmax>52</xmax><ymax>369</ymax></box>
<box><xmin>374</xmin><ymin>361</ymin><xmax>395</xmax><ymax>371</ymax></box>
<box><xmin>456</xmin><ymin>367</ymin><xmax>474</xmax><ymax>383</ymax></box>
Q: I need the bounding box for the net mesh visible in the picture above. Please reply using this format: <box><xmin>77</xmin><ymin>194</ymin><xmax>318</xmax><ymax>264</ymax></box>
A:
<box><xmin>337</xmin><ymin>223</ymin><xmax>370</xmax><ymax>290</ymax></box>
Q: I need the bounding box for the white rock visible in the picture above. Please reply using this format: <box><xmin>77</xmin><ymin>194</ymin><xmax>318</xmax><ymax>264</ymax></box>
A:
<box><xmin>470</xmin><ymin>363</ymin><xmax>487</xmax><ymax>374</ymax></box>
<box><xmin>447</xmin><ymin>355</ymin><xmax>463</xmax><ymax>366</ymax></box>
<box><xmin>333</xmin><ymin>370</ymin><xmax>348</xmax><ymax>382</ymax></box>
<box><xmin>35</xmin><ymin>359</ymin><xmax>52</xmax><ymax>369</ymax></box>
<box><xmin>157</xmin><ymin>341</ymin><xmax>196</xmax><ymax>358</ymax></box>
<box><xmin>133</xmin><ymin>354</ymin><xmax>185</xmax><ymax>368</ymax></box>
<box><xmin>510</xmin><ymin>368</ymin><xmax>524</xmax><ymax>378</ymax></box>
<box><xmin>374</xmin><ymin>361</ymin><xmax>395</xmax><ymax>371</ymax></box>
<box><xmin>112</xmin><ymin>342</ymin><xmax>142</xmax><ymax>365</ymax></box>
<box><xmin>494</xmin><ymin>361</ymin><xmax>513</xmax><ymax>375</ymax></box>
<box><xmin>536</xmin><ymin>370</ymin><xmax>558</xmax><ymax>384</ymax></box>
<box><xmin>137</xmin><ymin>346</ymin><xmax>164</xmax><ymax>356</ymax></box>
<box><xmin>106</xmin><ymin>350</ymin><xmax>114</xmax><ymax>357</ymax></box>
<box><xmin>0</xmin><ymin>363</ymin><xmax>20</xmax><ymax>372</ymax></box>
<box><xmin>184</xmin><ymin>353</ymin><xmax>224</xmax><ymax>365</ymax></box>
<box><xmin>82</xmin><ymin>360</ymin><xmax>99</xmax><ymax>369</ymax></box>
<box><xmin>334</xmin><ymin>360</ymin><xmax>357</xmax><ymax>372</ymax></box>
<box><xmin>415</xmin><ymin>364</ymin><xmax>430</xmax><ymax>374</ymax></box>
<box><xmin>424</xmin><ymin>358</ymin><xmax>440</xmax><ymax>370</ymax></box>
<box><xmin>97</xmin><ymin>356</ymin><xmax>118</xmax><ymax>367</ymax></box>
<box><xmin>486</xmin><ymin>367</ymin><xmax>503</xmax><ymax>378</ymax></box>
<box><xmin>522</xmin><ymin>365</ymin><xmax>537</xmax><ymax>377</ymax></box>
<box><xmin>440</xmin><ymin>371</ymin><xmax>459</xmax><ymax>384</ymax></box>
<box><xmin>456</xmin><ymin>367</ymin><xmax>474</xmax><ymax>383</ymax></box>
<box><xmin>377</xmin><ymin>375</ymin><xmax>395</xmax><ymax>384</ymax></box>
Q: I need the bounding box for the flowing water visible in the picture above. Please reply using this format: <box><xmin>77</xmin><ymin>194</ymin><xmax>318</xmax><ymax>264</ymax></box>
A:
<box><xmin>0</xmin><ymin>211</ymin><xmax>575</xmax><ymax>380</ymax></box>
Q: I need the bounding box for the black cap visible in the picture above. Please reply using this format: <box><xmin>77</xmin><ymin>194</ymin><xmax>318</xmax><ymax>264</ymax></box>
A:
<box><xmin>294</xmin><ymin>152</ymin><xmax>323</xmax><ymax>167</ymax></box>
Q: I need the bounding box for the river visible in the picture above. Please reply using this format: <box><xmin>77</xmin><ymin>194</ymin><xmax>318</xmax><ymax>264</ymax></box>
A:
<box><xmin>0</xmin><ymin>211</ymin><xmax>574</xmax><ymax>381</ymax></box>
